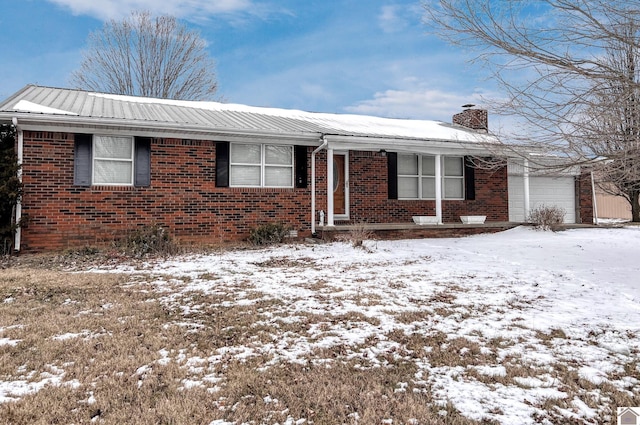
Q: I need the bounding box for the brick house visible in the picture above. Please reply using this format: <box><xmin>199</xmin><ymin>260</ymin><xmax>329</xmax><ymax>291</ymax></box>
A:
<box><xmin>0</xmin><ymin>85</ymin><xmax>592</xmax><ymax>252</ymax></box>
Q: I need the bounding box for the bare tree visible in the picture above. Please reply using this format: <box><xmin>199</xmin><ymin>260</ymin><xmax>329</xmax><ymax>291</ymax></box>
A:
<box><xmin>579</xmin><ymin>20</ymin><xmax>640</xmax><ymax>221</ymax></box>
<box><xmin>425</xmin><ymin>0</ymin><xmax>640</xmax><ymax>221</ymax></box>
<box><xmin>71</xmin><ymin>11</ymin><xmax>218</xmax><ymax>100</ymax></box>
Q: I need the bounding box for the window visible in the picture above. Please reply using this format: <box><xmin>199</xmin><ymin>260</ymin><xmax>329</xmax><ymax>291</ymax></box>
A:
<box><xmin>230</xmin><ymin>143</ymin><xmax>293</xmax><ymax>187</ymax></box>
<box><xmin>397</xmin><ymin>154</ymin><xmax>464</xmax><ymax>199</ymax></box>
<box><xmin>443</xmin><ymin>156</ymin><xmax>464</xmax><ymax>198</ymax></box>
<box><xmin>93</xmin><ymin>135</ymin><xmax>134</xmax><ymax>185</ymax></box>
<box><xmin>74</xmin><ymin>134</ymin><xmax>150</xmax><ymax>187</ymax></box>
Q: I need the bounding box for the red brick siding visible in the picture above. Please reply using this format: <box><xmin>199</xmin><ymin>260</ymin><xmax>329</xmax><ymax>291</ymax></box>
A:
<box><xmin>577</xmin><ymin>171</ymin><xmax>594</xmax><ymax>224</ymax></box>
<box><xmin>19</xmin><ymin>132</ymin><xmax>510</xmax><ymax>252</ymax></box>
<box><xmin>343</xmin><ymin>151</ymin><xmax>509</xmax><ymax>224</ymax></box>
<box><xmin>20</xmin><ymin>132</ymin><xmax>312</xmax><ymax>251</ymax></box>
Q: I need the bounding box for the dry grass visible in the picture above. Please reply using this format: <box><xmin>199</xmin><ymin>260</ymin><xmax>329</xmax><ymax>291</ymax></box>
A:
<box><xmin>334</xmin><ymin>222</ymin><xmax>376</xmax><ymax>250</ymax></box>
<box><xmin>214</xmin><ymin>358</ymin><xmax>477</xmax><ymax>425</ymax></box>
<box><xmin>0</xmin><ymin>268</ymin><xmax>481</xmax><ymax>424</ymax></box>
<box><xmin>0</xmin><ymin>269</ymin><xmax>223</xmax><ymax>424</ymax></box>
<box><xmin>0</xmin><ymin>258</ymin><xmax>637</xmax><ymax>425</ymax></box>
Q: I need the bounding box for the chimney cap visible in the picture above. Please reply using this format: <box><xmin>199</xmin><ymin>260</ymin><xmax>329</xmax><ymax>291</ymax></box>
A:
<box><xmin>462</xmin><ymin>104</ymin><xmax>475</xmax><ymax>109</ymax></box>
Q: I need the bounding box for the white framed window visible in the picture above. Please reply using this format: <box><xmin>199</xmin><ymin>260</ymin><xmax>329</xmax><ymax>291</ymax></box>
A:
<box><xmin>443</xmin><ymin>156</ymin><xmax>464</xmax><ymax>199</ymax></box>
<box><xmin>93</xmin><ymin>135</ymin><xmax>134</xmax><ymax>185</ymax></box>
<box><xmin>230</xmin><ymin>143</ymin><xmax>293</xmax><ymax>187</ymax></box>
<box><xmin>398</xmin><ymin>154</ymin><xmax>464</xmax><ymax>200</ymax></box>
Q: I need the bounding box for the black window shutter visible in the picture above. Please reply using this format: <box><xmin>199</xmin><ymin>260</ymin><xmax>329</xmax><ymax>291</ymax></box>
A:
<box><xmin>388</xmin><ymin>152</ymin><xmax>398</xmax><ymax>200</ymax></box>
<box><xmin>295</xmin><ymin>145</ymin><xmax>308</xmax><ymax>188</ymax></box>
<box><xmin>134</xmin><ymin>137</ymin><xmax>151</xmax><ymax>187</ymax></box>
<box><xmin>74</xmin><ymin>133</ymin><xmax>92</xmax><ymax>186</ymax></box>
<box><xmin>464</xmin><ymin>156</ymin><xmax>476</xmax><ymax>200</ymax></box>
<box><xmin>216</xmin><ymin>142</ymin><xmax>230</xmax><ymax>187</ymax></box>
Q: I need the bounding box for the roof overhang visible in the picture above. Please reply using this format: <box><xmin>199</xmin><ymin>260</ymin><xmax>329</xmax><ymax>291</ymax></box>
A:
<box><xmin>323</xmin><ymin>134</ymin><xmax>498</xmax><ymax>155</ymax></box>
<box><xmin>1</xmin><ymin>112</ymin><xmax>323</xmax><ymax>145</ymax></box>
<box><xmin>2</xmin><ymin>111</ymin><xmax>501</xmax><ymax>154</ymax></box>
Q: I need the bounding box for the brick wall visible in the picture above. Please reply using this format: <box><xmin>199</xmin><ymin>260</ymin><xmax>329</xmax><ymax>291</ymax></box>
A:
<box><xmin>576</xmin><ymin>171</ymin><xmax>594</xmax><ymax>224</ymax></box>
<box><xmin>344</xmin><ymin>151</ymin><xmax>509</xmax><ymax>224</ymax></box>
<box><xmin>452</xmin><ymin>109</ymin><xmax>488</xmax><ymax>132</ymax></box>
<box><xmin>20</xmin><ymin>132</ymin><xmax>312</xmax><ymax>251</ymax></box>
<box><xmin>19</xmin><ymin>131</ymin><xmax>510</xmax><ymax>252</ymax></box>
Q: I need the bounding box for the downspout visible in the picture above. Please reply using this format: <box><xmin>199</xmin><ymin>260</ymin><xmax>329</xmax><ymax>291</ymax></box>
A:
<box><xmin>590</xmin><ymin>170</ymin><xmax>598</xmax><ymax>225</ymax></box>
<box><xmin>12</xmin><ymin>117</ymin><xmax>23</xmax><ymax>252</ymax></box>
<box><xmin>311</xmin><ymin>136</ymin><xmax>328</xmax><ymax>236</ymax></box>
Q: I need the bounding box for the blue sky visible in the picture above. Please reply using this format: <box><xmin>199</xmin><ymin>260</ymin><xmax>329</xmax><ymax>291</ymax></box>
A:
<box><xmin>0</xmin><ymin>0</ymin><xmax>498</xmax><ymax>123</ymax></box>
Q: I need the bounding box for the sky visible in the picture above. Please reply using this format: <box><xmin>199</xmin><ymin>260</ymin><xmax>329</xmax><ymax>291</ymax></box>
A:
<box><xmin>0</xmin><ymin>0</ymin><xmax>498</xmax><ymax>124</ymax></box>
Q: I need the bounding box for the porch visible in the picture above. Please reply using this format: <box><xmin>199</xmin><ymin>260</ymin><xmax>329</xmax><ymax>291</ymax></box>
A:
<box><xmin>315</xmin><ymin>221</ymin><xmax>520</xmax><ymax>241</ymax></box>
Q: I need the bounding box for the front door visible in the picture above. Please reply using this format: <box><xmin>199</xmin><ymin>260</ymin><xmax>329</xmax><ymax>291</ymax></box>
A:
<box><xmin>333</xmin><ymin>153</ymin><xmax>348</xmax><ymax>217</ymax></box>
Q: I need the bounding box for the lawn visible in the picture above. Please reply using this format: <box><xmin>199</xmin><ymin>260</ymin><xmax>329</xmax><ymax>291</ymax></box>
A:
<box><xmin>0</xmin><ymin>226</ymin><xmax>639</xmax><ymax>424</ymax></box>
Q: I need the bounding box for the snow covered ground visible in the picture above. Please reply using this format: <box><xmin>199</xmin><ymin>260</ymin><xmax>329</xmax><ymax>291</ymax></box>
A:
<box><xmin>3</xmin><ymin>226</ymin><xmax>640</xmax><ymax>424</ymax></box>
<box><xmin>105</xmin><ymin>225</ymin><xmax>640</xmax><ymax>425</ymax></box>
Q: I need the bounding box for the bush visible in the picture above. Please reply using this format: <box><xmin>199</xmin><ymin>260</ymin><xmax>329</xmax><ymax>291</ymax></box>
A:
<box><xmin>116</xmin><ymin>224</ymin><xmax>179</xmax><ymax>257</ymax></box>
<box><xmin>528</xmin><ymin>205</ymin><xmax>565</xmax><ymax>230</ymax></box>
<box><xmin>0</xmin><ymin>125</ymin><xmax>22</xmax><ymax>253</ymax></box>
<box><xmin>335</xmin><ymin>221</ymin><xmax>376</xmax><ymax>250</ymax></box>
<box><xmin>248</xmin><ymin>223</ymin><xmax>290</xmax><ymax>246</ymax></box>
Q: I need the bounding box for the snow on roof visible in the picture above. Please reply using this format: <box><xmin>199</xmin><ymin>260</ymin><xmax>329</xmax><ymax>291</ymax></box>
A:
<box><xmin>87</xmin><ymin>91</ymin><xmax>489</xmax><ymax>142</ymax></box>
<box><xmin>1</xmin><ymin>85</ymin><xmax>495</xmax><ymax>144</ymax></box>
<box><xmin>13</xmin><ymin>99</ymin><xmax>78</xmax><ymax>116</ymax></box>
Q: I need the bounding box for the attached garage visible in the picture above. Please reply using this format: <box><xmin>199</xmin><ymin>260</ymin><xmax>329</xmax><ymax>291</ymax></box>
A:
<box><xmin>508</xmin><ymin>160</ymin><xmax>578</xmax><ymax>223</ymax></box>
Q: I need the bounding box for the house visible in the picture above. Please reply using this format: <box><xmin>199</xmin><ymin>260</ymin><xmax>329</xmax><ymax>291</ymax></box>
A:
<box><xmin>619</xmin><ymin>407</ymin><xmax>640</xmax><ymax>425</ymax></box>
<box><xmin>0</xmin><ymin>85</ymin><xmax>593</xmax><ymax>252</ymax></box>
<box><xmin>593</xmin><ymin>182</ymin><xmax>632</xmax><ymax>221</ymax></box>
<box><xmin>507</xmin><ymin>157</ymin><xmax>594</xmax><ymax>224</ymax></box>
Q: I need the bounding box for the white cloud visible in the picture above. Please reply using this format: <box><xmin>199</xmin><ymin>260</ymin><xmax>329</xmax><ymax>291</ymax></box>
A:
<box><xmin>343</xmin><ymin>83</ymin><xmax>518</xmax><ymax>135</ymax></box>
<box><xmin>378</xmin><ymin>5</ymin><xmax>407</xmax><ymax>33</ymax></box>
<box><xmin>45</xmin><ymin>0</ymin><xmax>258</xmax><ymax>21</ymax></box>
<box><xmin>378</xmin><ymin>3</ymin><xmax>425</xmax><ymax>33</ymax></box>
<box><xmin>345</xmin><ymin>87</ymin><xmax>486</xmax><ymax>121</ymax></box>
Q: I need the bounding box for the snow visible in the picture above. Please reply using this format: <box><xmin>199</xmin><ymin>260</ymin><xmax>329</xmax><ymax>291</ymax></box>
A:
<box><xmin>0</xmin><ymin>367</ymin><xmax>67</xmax><ymax>403</ymax></box>
<box><xmin>13</xmin><ymin>99</ymin><xmax>78</xmax><ymax>115</ymax></box>
<box><xmin>87</xmin><ymin>92</ymin><xmax>493</xmax><ymax>143</ymax></box>
<box><xmin>0</xmin><ymin>337</ymin><xmax>20</xmax><ymax>347</ymax></box>
<box><xmin>106</xmin><ymin>226</ymin><xmax>639</xmax><ymax>424</ymax></box>
<box><xmin>2</xmin><ymin>226</ymin><xmax>640</xmax><ymax>424</ymax></box>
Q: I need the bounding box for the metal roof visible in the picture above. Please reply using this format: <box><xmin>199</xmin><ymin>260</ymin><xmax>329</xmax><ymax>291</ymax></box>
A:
<box><xmin>0</xmin><ymin>85</ymin><xmax>495</xmax><ymax>145</ymax></box>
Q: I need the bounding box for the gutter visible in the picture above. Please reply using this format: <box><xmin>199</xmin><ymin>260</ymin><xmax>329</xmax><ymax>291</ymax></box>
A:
<box><xmin>311</xmin><ymin>136</ymin><xmax>329</xmax><ymax>236</ymax></box>
<box><xmin>0</xmin><ymin>113</ymin><xmax>499</xmax><ymax>150</ymax></box>
<box><xmin>12</xmin><ymin>117</ymin><xmax>23</xmax><ymax>252</ymax></box>
<box><xmin>0</xmin><ymin>113</ymin><xmax>323</xmax><ymax>144</ymax></box>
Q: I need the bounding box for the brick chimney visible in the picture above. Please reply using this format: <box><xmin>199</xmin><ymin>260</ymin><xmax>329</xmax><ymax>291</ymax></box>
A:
<box><xmin>453</xmin><ymin>106</ymin><xmax>488</xmax><ymax>132</ymax></box>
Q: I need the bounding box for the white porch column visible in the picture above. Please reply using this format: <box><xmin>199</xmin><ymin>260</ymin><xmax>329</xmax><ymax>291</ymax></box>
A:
<box><xmin>591</xmin><ymin>171</ymin><xmax>598</xmax><ymax>225</ymax></box>
<box><xmin>435</xmin><ymin>154</ymin><xmax>443</xmax><ymax>224</ymax></box>
<box><xmin>523</xmin><ymin>158</ymin><xmax>530</xmax><ymax>222</ymax></box>
<box><xmin>327</xmin><ymin>148</ymin><xmax>334</xmax><ymax>226</ymax></box>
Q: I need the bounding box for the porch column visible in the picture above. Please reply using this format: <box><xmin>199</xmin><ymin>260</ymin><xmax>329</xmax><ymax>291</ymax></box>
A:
<box><xmin>435</xmin><ymin>154</ymin><xmax>443</xmax><ymax>224</ymax></box>
<box><xmin>523</xmin><ymin>158</ymin><xmax>530</xmax><ymax>222</ymax></box>
<box><xmin>327</xmin><ymin>147</ymin><xmax>334</xmax><ymax>226</ymax></box>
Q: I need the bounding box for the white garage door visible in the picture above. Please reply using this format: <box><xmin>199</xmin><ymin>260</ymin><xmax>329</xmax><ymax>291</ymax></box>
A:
<box><xmin>508</xmin><ymin>175</ymin><xmax>576</xmax><ymax>223</ymax></box>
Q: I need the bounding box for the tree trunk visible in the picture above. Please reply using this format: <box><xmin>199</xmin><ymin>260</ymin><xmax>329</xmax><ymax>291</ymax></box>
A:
<box><xmin>631</xmin><ymin>190</ymin><xmax>640</xmax><ymax>222</ymax></box>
